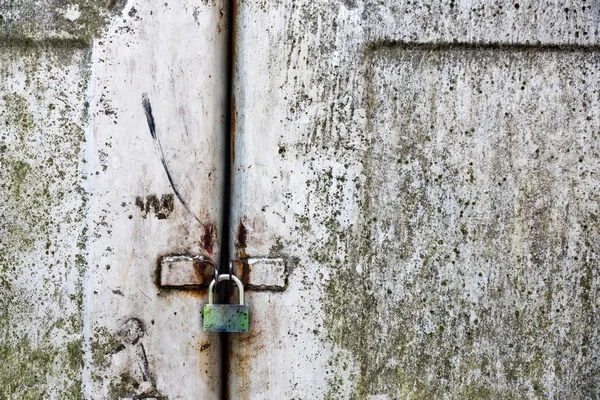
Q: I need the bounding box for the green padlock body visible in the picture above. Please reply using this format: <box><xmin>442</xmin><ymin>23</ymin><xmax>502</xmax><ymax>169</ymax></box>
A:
<box><xmin>203</xmin><ymin>304</ymin><xmax>249</xmax><ymax>332</ymax></box>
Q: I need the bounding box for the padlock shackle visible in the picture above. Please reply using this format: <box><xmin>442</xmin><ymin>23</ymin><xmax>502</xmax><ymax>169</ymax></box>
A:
<box><xmin>208</xmin><ymin>274</ymin><xmax>245</xmax><ymax>305</ymax></box>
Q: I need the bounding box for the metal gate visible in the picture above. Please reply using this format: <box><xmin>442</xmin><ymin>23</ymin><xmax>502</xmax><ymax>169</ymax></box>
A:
<box><xmin>2</xmin><ymin>1</ymin><xmax>600</xmax><ymax>399</ymax></box>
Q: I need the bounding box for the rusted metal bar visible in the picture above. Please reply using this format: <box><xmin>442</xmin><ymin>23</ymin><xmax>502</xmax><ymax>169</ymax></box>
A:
<box><xmin>158</xmin><ymin>256</ymin><xmax>287</xmax><ymax>291</ymax></box>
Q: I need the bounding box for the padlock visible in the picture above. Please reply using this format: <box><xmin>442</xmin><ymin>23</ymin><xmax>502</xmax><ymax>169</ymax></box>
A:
<box><xmin>203</xmin><ymin>274</ymin><xmax>249</xmax><ymax>332</ymax></box>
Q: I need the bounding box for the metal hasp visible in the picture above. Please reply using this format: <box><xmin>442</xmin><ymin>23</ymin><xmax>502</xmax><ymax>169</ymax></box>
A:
<box><xmin>158</xmin><ymin>256</ymin><xmax>287</xmax><ymax>290</ymax></box>
<box><xmin>158</xmin><ymin>255</ymin><xmax>216</xmax><ymax>288</ymax></box>
<box><xmin>203</xmin><ymin>274</ymin><xmax>249</xmax><ymax>333</ymax></box>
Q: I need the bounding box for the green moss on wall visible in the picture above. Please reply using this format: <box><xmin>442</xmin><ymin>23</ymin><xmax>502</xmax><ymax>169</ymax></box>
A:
<box><xmin>0</xmin><ymin>45</ymin><xmax>93</xmax><ymax>398</ymax></box>
<box><xmin>0</xmin><ymin>0</ymin><xmax>125</xmax><ymax>43</ymax></box>
<box><xmin>288</xmin><ymin>43</ymin><xmax>600</xmax><ymax>398</ymax></box>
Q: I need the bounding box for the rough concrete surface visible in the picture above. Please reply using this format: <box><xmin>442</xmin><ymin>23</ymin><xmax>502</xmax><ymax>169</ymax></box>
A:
<box><xmin>229</xmin><ymin>1</ymin><xmax>600</xmax><ymax>399</ymax></box>
<box><xmin>2</xmin><ymin>0</ymin><xmax>600</xmax><ymax>399</ymax></box>
<box><xmin>1</xmin><ymin>0</ymin><xmax>228</xmax><ymax>398</ymax></box>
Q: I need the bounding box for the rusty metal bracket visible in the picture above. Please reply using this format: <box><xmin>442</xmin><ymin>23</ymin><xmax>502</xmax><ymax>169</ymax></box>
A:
<box><xmin>157</xmin><ymin>255</ymin><xmax>216</xmax><ymax>289</ymax></box>
<box><xmin>233</xmin><ymin>258</ymin><xmax>287</xmax><ymax>291</ymax></box>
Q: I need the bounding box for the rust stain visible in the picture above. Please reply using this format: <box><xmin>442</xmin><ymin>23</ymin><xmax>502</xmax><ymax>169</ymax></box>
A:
<box><xmin>200</xmin><ymin>222</ymin><xmax>215</xmax><ymax>255</ymax></box>
<box><xmin>235</xmin><ymin>220</ymin><xmax>247</xmax><ymax>248</ymax></box>
<box><xmin>231</xmin><ymin>328</ymin><xmax>266</xmax><ymax>400</ymax></box>
<box><xmin>236</xmin><ymin>259</ymin><xmax>249</xmax><ymax>287</ymax></box>
<box><xmin>235</xmin><ymin>219</ymin><xmax>248</xmax><ymax>257</ymax></box>
<box><xmin>182</xmin><ymin>287</ymin><xmax>209</xmax><ymax>298</ymax></box>
<box><xmin>193</xmin><ymin>257</ymin><xmax>217</xmax><ymax>287</ymax></box>
<box><xmin>234</xmin><ymin>219</ymin><xmax>249</xmax><ymax>287</ymax></box>
<box><xmin>217</xmin><ymin>2</ymin><xmax>224</xmax><ymax>34</ymax></box>
<box><xmin>225</xmin><ymin>334</ymin><xmax>232</xmax><ymax>400</ymax></box>
<box><xmin>198</xmin><ymin>342</ymin><xmax>211</xmax><ymax>352</ymax></box>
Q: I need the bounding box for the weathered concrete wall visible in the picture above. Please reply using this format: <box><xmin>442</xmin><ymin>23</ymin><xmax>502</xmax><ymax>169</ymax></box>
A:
<box><xmin>0</xmin><ymin>0</ymin><xmax>123</xmax><ymax>42</ymax></box>
<box><xmin>230</xmin><ymin>1</ymin><xmax>600</xmax><ymax>399</ymax></box>
<box><xmin>83</xmin><ymin>1</ymin><xmax>228</xmax><ymax>398</ymax></box>
<box><xmin>0</xmin><ymin>0</ymin><xmax>228</xmax><ymax>398</ymax></box>
<box><xmin>0</xmin><ymin>43</ymin><xmax>90</xmax><ymax>400</ymax></box>
<box><xmin>3</xmin><ymin>0</ymin><xmax>600</xmax><ymax>398</ymax></box>
<box><xmin>0</xmin><ymin>1</ymin><xmax>114</xmax><ymax>395</ymax></box>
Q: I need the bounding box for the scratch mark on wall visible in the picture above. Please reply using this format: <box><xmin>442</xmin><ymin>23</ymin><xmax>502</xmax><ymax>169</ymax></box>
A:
<box><xmin>141</xmin><ymin>93</ymin><xmax>204</xmax><ymax>226</ymax></box>
<box><xmin>112</xmin><ymin>318</ymin><xmax>165</xmax><ymax>398</ymax></box>
<box><xmin>137</xmin><ymin>343</ymin><xmax>152</xmax><ymax>384</ymax></box>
